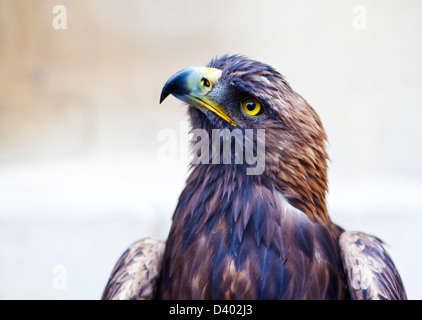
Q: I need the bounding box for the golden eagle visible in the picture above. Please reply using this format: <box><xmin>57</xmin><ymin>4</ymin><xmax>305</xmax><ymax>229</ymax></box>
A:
<box><xmin>102</xmin><ymin>55</ymin><xmax>406</xmax><ymax>300</ymax></box>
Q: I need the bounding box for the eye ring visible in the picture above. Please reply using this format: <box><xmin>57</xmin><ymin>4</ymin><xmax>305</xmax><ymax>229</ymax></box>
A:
<box><xmin>241</xmin><ymin>97</ymin><xmax>265</xmax><ymax>117</ymax></box>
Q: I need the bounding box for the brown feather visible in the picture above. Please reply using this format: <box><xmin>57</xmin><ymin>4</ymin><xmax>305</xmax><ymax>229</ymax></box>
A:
<box><xmin>339</xmin><ymin>231</ymin><xmax>407</xmax><ymax>300</ymax></box>
<box><xmin>102</xmin><ymin>238</ymin><xmax>165</xmax><ymax>300</ymax></box>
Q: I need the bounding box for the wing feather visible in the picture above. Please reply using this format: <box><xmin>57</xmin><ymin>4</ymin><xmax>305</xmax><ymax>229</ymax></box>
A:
<box><xmin>102</xmin><ymin>238</ymin><xmax>165</xmax><ymax>300</ymax></box>
<box><xmin>339</xmin><ymin>231</ymin><xmax>406</xmax><ymax>300</ymax></box>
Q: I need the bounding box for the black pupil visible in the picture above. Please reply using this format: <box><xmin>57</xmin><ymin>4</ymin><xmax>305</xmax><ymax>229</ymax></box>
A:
<box><xmin>203</xmin><ymin>79</ymin><xmax>210</xmax><ymax>87</ymax></box>
<box><xmin>246</xmin><ymin>101</ymin><xmax>256</xmax><ymax>111</ymax></box>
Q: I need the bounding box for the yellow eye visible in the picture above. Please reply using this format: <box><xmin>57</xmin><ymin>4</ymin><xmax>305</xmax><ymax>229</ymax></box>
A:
<box><xmin>241</xmin><ymin>97</ymin><xmax>264</xmax><ymax>117</ymax></box>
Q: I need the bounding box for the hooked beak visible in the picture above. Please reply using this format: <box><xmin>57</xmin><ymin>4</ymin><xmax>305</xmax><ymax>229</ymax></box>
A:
<box><xmin>160</xmin><ymin>67</ymin><xmax>237</xmax><ymax>127</ymax></box>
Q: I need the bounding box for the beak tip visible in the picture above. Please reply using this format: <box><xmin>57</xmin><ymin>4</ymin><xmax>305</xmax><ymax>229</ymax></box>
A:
<box><xmin>159</xmin><ymin>94</ymin><xmax>165</xmax><ymax>104</ymax></box>
<box><xmin>159</xmin><ymin>86</ymin><xmax>172</xmax><ymax>104</ymax></box>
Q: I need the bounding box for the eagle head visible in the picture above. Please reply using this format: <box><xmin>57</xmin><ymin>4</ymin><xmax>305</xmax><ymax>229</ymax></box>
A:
<box><xmin>160</xmin><ymin>54</ymin><xmax>329</xmax><ymax>223</ymax></box>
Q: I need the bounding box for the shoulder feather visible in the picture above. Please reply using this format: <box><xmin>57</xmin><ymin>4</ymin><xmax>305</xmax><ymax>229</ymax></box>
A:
<box><xmin>339</xmin><ymin>231</ymin><xmax>406</xmax><ymax>300</ymax></box>
<box><xmin>102</xmin><ymin>238</ymin><xmax>165</xmax><ymax>300</ymax></box>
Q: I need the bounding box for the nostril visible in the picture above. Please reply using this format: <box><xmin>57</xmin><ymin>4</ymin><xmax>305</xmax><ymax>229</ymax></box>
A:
<box><xmin>202</xmin><ymin>78</ymin><xmax>211</xmax><ymax>87</ymax></box>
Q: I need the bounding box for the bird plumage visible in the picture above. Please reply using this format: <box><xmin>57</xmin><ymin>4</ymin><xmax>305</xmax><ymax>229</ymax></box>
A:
<box><xmin>102</xmin><ymin>238</ymin><xmax>165</xmax><ymax>300</ymax></box>
<box><xmin>339</xmin><ymin>231</ymin><xmax>406</xmax><ymax>300</ymax></box>
<box><xmin>102</xmin><ymin>54</ymin><xmax>406</xmax><ymax>300</ymax></box>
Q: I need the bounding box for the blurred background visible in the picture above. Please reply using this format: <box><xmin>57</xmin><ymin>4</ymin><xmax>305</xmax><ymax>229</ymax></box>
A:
<box><xmin>0</xmin><ymin>0</ymin><xmax>421</xmax><ymax>299</ymax></box>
